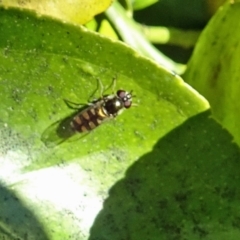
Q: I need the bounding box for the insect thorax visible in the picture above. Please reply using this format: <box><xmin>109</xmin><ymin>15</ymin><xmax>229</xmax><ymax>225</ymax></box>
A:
<box><xmin>104</xmin><ymin>96</ymin><xmax>123</xmax><ymax>116</ymax></box>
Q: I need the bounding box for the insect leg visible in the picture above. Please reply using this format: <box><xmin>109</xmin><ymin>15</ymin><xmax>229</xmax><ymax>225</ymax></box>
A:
<box><xmin>103</xmin><ymin>76</ymin><xmax>117</xmax><ymax>94</ymax></box>
<box><xmin>111</xmin><ymin>76</ymin><xmax>117</xmax><ymax>94</ymax></box>
<box><xmin>87</xmin><ymin>78</ymin><xmax>104</xmax><ymax>102</ymax></box>
<box><xmin>97</xmin><ymin>77</ymin><xmax>104</xmax><ymax>97</ymax></box>
<box><xmin>64</xmin><ymin>99</ymin><xmax>88</xmax><ymax>110</ymax></box>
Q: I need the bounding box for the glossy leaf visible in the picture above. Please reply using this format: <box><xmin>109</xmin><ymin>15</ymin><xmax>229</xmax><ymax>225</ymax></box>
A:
<box><xmin>184</xmin><ymin>1</ymin><xmax>240</xmax><ymax>146</ymax></box>
<box><xmin>0</xmin><ymin>0</ymin><xmax>111</xmax><ymax>24</ymax></box>
<box><xmin>90</xmin><ymin>110</ymin><xmax>240</xmax><ymax>240</ymax></box>
<box><xmin>0</xmin><ymin>7</ymin><xmax>226</xmax><ymax>240</ymax></box>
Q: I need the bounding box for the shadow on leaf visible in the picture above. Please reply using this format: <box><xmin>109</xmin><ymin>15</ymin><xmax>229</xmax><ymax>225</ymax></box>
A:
<box><xmin>0</xmin><ymin>184</ymin><xmax>48</xmax><ymax>239</ymax></box>
<box><xmin>89</xmin><ymin>110</ymin><xmax>240</xmax><ymax>240</ymax></box>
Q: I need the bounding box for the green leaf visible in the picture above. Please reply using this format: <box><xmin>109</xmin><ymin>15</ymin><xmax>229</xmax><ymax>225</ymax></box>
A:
<box><xmin>0</xmin><ymin>7</ymin><xmax>210</xmax><ymax>239</ymax></box>
<box><xmin>0</xmin><ymin>0</ymin><xmax>112</xmax><ymax>24</ymax></box>
<box><xmin>184</xmin><ymin>1</ymin><xmax>240</xmax><ymax>146</ymax></box>
<box><xmin>90</xmin><ymin>110</ymin><xmax>240</xmax><ymax>240</ymax></box>
<box><xmin>132</xmin><ymin>0</ymin><xmax>159</xmax><ymax>10</ymax></box>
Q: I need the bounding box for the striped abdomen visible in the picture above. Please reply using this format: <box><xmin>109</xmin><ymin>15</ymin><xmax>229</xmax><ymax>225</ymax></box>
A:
<box><xmin>71</xmin><ymin>105</ymin><xmax>108</xmax><ymax>132</ymax></box>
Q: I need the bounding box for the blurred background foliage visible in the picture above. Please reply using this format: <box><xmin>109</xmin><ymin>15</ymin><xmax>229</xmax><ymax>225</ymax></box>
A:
<box><xmin>91</xmin><ymin>0</ymin><xmax>226</xmax><ymax>65</ymax></box>
<box><xmin>1</xmin><ymin>0</ymin><xmax>228</xmax><ymax>70</ymax></box>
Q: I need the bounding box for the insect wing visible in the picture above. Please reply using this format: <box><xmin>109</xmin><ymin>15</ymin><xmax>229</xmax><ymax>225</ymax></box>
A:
<box><xmin>41</xmin><ymin>116</ymin><xmax>74</xmax><ymax>148</ymax></box>
<box><xmin>41</xmin><ymin>106</ymin><xmax>90</xmax><ymax>148</ymax></box>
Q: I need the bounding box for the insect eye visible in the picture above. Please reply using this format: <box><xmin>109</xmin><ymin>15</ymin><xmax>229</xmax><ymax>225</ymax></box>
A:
<box><xmin>117</xmin><ymin>89</ymin><xmax>132</xmax><ymax>108</ymax></box>
<box><xmin>124</xmin><ymin>100</ymin><xmax>132</xmax><ymax>108</ymax></box>
<box><xmin>117</xmin><ymin>90</ymin><xmax>126</xmax><ymax>98</ymax></box>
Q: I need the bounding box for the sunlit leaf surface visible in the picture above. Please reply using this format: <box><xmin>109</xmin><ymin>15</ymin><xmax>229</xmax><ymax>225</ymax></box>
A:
<box><xmin>4</xmin><ymin>7</ymin><xmax>240</xmax><ymax>240</ymax></box>
<box><xmin>0</xmin><ymin>0</ymin><xmax>111</xmax><ymax>24</ymax></box>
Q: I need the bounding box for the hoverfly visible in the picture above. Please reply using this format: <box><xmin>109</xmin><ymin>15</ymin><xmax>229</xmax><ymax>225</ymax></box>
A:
<box><xmin>41</xmin><ymin>78</ymin><xmax>133</xmax><ymax>147</ymax></box>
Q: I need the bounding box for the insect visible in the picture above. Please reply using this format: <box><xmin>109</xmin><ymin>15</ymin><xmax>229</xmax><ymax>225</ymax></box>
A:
<box><xmin>41</xmin><ymin>78</ymin><xmax>133</xmax><ymax>147</ymax></box>
<box><xmin>71</xmin><ymin>85</ymin><xmax>132</xmax><ymax>133</ymax></box>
